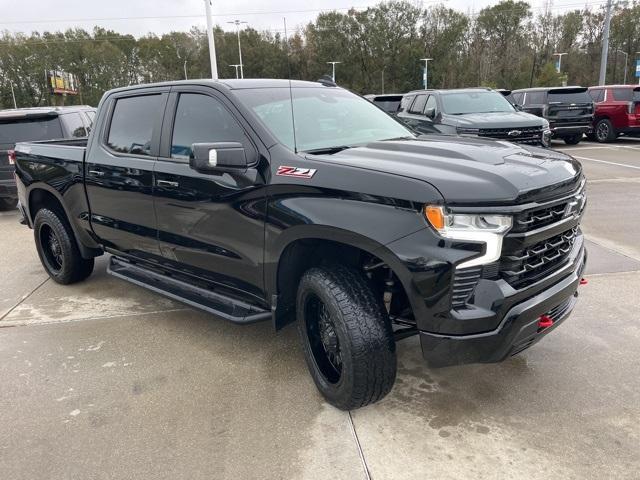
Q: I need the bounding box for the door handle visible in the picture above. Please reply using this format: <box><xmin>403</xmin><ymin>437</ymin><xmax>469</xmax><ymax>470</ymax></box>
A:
<box><xmin>157</xmin><ymin>180</ymin><xmax>179</xmax><ymax>188</ymax></box>
<box><xmin>88</xmin><ymin>169</ymin><xmax>104</xmax><ymax>176</ymax></box>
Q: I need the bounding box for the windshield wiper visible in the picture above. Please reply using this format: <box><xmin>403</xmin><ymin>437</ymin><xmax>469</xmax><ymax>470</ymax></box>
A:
<box><xmin>302</xmin><ymin>145</ymin><xmax>352</xmax><ymax>155</ymax></box>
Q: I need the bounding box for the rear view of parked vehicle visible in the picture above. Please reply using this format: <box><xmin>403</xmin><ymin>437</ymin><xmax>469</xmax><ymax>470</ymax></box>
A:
<box><xmin>0</xmin><ymin>106</ymin><xmax>95</xmax><ymax>210</ymax></box>
<box><xmin>588</xmin><ymin>85</ymin><xmax>640</xmax><ymax>142</ymax></box>
<box><xmin>364</xmin><ymin>93</ymin><xmax>404</xmax><ymax>114</ymax></box>
<box><xmin>397</xmin><ymin>88</ymin><xmax>551</xmax><ymax>147</ymax></box>
<box><xmin>510</xmin><ymin>87</ymin><xmax>594</xmax><ymax>145</ymax></box>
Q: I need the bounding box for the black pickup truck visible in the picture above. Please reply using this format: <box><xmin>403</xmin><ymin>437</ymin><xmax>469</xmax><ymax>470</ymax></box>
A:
<box><xmin>14</xmin><ymin>79</ymin><xmax>587</xmax><ymax>409</ymax></box>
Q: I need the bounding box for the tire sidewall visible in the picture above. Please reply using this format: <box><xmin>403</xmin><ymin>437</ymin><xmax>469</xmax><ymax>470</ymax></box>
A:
<box><xmin>34</xmin><ymin>209</ymin><xmax>77</xmax><ymax>283</ymax></box>
<box><xmin>595</xmin><ymin>119</ymin><xmax>612</xmax><ymax>143</ymax></box>
<box><xmin>297</xmin><ymin>272</ymin><xmax>355</xmax><ymax>404</ymax></box>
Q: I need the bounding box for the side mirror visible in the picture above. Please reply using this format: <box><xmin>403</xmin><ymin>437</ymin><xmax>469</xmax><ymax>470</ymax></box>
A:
<box><xmin>424</xmin><ymin>107</ymin><xmax>436</xmax><ymax>119</ymax></box>
<box><xmin>189</xmin><ymin>142</ymin><xmax>247</xmax><ymax>171</ymax></box>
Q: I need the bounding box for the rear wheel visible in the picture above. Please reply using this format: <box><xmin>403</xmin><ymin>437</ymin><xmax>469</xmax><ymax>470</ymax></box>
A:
<box><xmin>297</xmin><ymin>265</ymin><xmax>396</xmax><ymax>410</ymax></box>
<box><xmin>594</xmin><ymin>119</ymin><xmax>616</xmax><ymax>143</ymax></box>
<box><xmin>563</xmin><ymin>134</ymin><xmax>582</xmax><ymax>145</ymax></box>
<box><xmin>0</xmin><ymin>197</ymin><xmax>18</xmax><ymax>211</ymax></box>
<box><xmin>34</xmin><ymin>208</ymin><xmax>94</xmax><ymax>284</ymax></box>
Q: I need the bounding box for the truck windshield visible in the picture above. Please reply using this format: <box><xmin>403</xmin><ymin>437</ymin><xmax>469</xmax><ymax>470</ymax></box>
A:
<box><xmin>0</xmin><ymin>117</ymin><xmax>63</xmax><ymax>144</ymax></box>
<box><xmin>440</xmin><ymin>91</ymin><xmax>515</xmax><ymax>115</ymax></box>
<box><xmin>235</xmin><ymin>87</ymin><xmax>413</xmax><ymax>153</ymax></box>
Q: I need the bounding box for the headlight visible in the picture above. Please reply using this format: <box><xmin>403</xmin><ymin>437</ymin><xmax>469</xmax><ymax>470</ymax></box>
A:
<box><xmin>456</xmin><ymin>127</ymin><xmax>480</xmax><ymax>135</ymax></box>
<box><xmin>424</xmin><ymin>205</ymin><xmax>512</xmax><ymax>269</ymax></box>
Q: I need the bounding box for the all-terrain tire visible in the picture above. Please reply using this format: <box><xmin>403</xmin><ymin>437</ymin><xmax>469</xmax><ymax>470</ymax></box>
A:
<box><xmin>297</xmin><ymin>265</ymin><xmax>396</xmax><ymax>410</ymax></box>
<box><xmin>594</xmin><ymin>119</ymin><xmax>616</xmax><ymax>143</ymax></box>
<box><xmin>33</xmin><ymin>208</ymin><xmax>94</xmax><ymax>284</ymax></box>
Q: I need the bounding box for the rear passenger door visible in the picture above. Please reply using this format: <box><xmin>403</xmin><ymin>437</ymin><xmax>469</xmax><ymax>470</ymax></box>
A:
<box><xmin>152</xmin><ymin>86</ymin><xmax>268</xmax><ymax>301</ymax></box>
<box><xmin>85</xmin><ymin>88</ymin><xmax>168</xmax><ymax>258</ymax></box>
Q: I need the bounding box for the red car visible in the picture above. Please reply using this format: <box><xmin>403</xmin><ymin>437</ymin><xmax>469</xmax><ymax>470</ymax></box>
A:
<box><xmin>588</xmin><ymin>85</ymin><xmax>640</xmax><ymax>142</ymax></box>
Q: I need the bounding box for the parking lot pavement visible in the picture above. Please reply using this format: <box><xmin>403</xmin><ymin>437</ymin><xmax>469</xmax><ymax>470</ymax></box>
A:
<box><xmin>1</xmin><ymin>139</ymin><xmax>640</xmax><ymax>479</ymax></box>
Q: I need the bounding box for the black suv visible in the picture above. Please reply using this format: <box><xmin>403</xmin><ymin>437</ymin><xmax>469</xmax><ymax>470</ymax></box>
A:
<box><xmin>396</xmin><ymin>88</ymin><xmax>551</xmax><ymax>146</ymax></box>
<box><xmin>0</xmin><ymin>106</ymin><xmax>95</xmax><ymax>210</ymax></box>
<box><xmin>510</xmin><ymin>87</ymin><xmax>594</xmax><ymax>145</ymax></box>
<box><xmin>364</xmin><ymin>93</ymin><xmax>404</xmax><ymax>114</ymax></box>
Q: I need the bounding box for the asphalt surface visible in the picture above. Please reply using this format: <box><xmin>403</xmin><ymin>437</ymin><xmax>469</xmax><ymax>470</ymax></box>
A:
<box><xmin>1</xmin><ymin>138</ymin><xmax>640</xmax><ymax>479</ymax></box>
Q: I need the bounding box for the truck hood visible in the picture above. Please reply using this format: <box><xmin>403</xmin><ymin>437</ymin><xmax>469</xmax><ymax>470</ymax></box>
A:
<box><xmin>443</xmin><ymin>111</ymin><xmax>545</xmax><ymax>129</ymax></box>
<box><xmin>315</xmin><ymin>136</ymin><xmax>582</xmax><ymax>204</ymax></box>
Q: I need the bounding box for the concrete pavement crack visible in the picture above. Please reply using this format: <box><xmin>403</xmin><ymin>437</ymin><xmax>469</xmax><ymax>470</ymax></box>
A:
<box><xmin>0</xmin><ymin>277</ymin><xmax>49</xmax><ymax>323</ymax></box>
<box><xmin>348</xmin><ymin>411</ymin><xmax>372</xmax><ymax>480</ymax></box>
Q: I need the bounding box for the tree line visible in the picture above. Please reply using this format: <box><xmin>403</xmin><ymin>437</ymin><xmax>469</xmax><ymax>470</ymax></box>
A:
<box><xmin>1</xmin><ymin>0</ymin><xmax>639</xmax><ymax>109</ymax></box>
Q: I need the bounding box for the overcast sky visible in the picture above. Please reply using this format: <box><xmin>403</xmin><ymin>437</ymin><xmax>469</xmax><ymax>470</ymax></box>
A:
<box><xmin>0</xmin><ymin>0</ymin><xmax>601</xmax><ymax>37</ymax></box>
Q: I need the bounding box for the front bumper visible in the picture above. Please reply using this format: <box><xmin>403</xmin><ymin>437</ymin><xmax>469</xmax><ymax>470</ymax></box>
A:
<box><xmin>419</xmin><ymin>246</ymin><xmax>586</xmax><ymax>366</ymax></box>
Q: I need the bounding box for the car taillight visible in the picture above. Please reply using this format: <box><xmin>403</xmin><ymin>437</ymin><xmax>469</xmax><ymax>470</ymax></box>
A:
<box><xmin>7</xmin><ymin>150</ymin><xmax>16</xmax><ymax>165</ymax></box>
<box><xmin>628</xmin><ymin>102</ymin><xmax>635</xmax><ymax>114</ymax></box>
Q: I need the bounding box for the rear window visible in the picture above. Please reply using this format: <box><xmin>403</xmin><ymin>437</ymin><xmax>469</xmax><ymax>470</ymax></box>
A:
<box><xmin>548</xmin><ymin>91</ymin><xmax>592</xmax><ymax>104</ymax></box>
<box><xmin>612</xmin><ymin>88</ymin><xmax>640</xmax><ymax>102</ymax></box>
<box><xmin>0</xmin><ymin>117</ymin><xmax>63</xmax><ymax>144</ymax></box>
<box><xmin>372</xmin><ymin>98</ymin><xmax>402</xmax><ymax>113</ymax></box>
<box><xmin>106</xmin><ymin>94</ymin><xmax>164</xmax><ymax>156</ymax></box>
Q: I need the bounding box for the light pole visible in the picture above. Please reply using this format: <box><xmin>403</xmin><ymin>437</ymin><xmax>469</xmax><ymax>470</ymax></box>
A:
<box><xmin>229</xmin><ymin>64</ymin><xmax>241</xmax><ymax>79</ymax></box>
<box><xmin>203</xmin><ymin>0</ymin><xmax>218</xmax><ymax>79</ymax></box>
<box><xmin>381</xmin><ymin>66</ymin><xmax>385</xmax><ymax>94</ymax></box>
<box><xmin>9</xmin><ymin>80</ymin><xmax>17</xmax><ymax>109</ymax></box>
<box><xmin>615</xmin><ymin>49</ymin><xmax>629</xmax><ymax>84</ymax></box>
<box><xmin>326</xmin><ymin>61</ymin><xmax>341</xmax><ymax>82</ymax></box>
<box><xmin>599</xmin><ymin>0</ymin><xmax>613</xmax><ymax>85</ymax></box>
<box><xmin>227</xmin><ymin>20</ymin><xmax>248</xmax><ymax>79</ymax></box>
<box><xmin>553</xmin><ymin>52</ymin><xmax>568</xmax><ymax>73</ymax></box>
<box><xmin>420</xmin><ymin>58</ymin><xmax>432</xmax><ymax>89</ymax></box>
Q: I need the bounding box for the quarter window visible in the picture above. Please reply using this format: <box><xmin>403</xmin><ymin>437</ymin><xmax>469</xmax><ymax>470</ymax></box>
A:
<box><xmin>171</xmin><ymin>93</ymin><xmax>247</xmax><ymax>159</ymax></box>
<box><xmin>409</xmin><ymin>95</ymin><xmax>427</xmax><ymax>114</ymax></box>
<box><xmin>106</xmin><ymin>94</ymin><xmax>164</xmax><ymax>156</ymax></box>
<box><xmin>589</xmin><ymin>89</ymin><xmax>604</xmax><ymax>103</ymax></box>
<box><xmin>524</xmin><ymin>92</ymin><xmax>546</xmax><ymax>105</ymax></box>
<box><xmin>60</xmin><ymin>113</ymin><xmax>87</xmax><ymax>138</ymax></box>
<box><xmin>612</xmin><ymin>88</ymin><xmax>633</xmax><ymax>102</ymax></box>
<box><xmin>425</xmin><ymin>95</ymin><xmax>437</xmax><ymax>112</ymax></box>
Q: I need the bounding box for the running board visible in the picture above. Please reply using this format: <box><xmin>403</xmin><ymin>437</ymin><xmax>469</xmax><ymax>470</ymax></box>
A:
<box><xmin>107</xmin><ymin>256</ymin><xmax>271</xmax><ymax>325</ymax></box>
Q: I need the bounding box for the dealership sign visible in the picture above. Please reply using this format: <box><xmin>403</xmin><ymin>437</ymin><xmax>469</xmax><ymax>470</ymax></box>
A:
<box><xmin>47</xmin><ymin>70</ymin><xmax>78</xmax><ymax>95</ymax></box>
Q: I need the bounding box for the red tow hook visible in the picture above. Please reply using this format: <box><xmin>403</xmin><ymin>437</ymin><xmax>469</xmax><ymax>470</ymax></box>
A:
<box><xmin>580</xmin><ymin>278</ymin><xmax>588</xmax><ymax>286</ymax></box>
<box><xmin>538</xmin><ymin>314</ymin><xmax>554</xmax><ymax>329</ymax></box>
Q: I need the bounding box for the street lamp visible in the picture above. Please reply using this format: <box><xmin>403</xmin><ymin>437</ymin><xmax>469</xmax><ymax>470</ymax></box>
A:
<box><xmin>615</xmin><ymin>49</ymin><xmax>629</xmax><ymax>84</ymax></box>
<box><xmin>553</xmin><ymin>52</ymin><xmax>568</xmax><ymax>73</ymax></box>
<box><xmin>326</xmin><ymin>61</ymin><xmax>341</xmax><ymax>82</ymax></box>
<box><xmin>203</xmin><ymin>0</ymin><xmax>218</xmax><ymax>79</ymax></box>
<box><xmin>227</xmin><ymin>20</ymin><xmax>248</xmax><ymax>79</ymax></box>
<box><xmin>420</xmin><ymin>58</ymin><xmax>432</xmax><ymax>89</ymax></box>
<box><xmin>229</xmin><ymin>64</ymin><xmax>242</xmax><ymax>79</ymax></box>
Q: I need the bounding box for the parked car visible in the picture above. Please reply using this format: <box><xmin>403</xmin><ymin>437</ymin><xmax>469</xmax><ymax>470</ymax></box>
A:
<box><xmin>587</xmin><ymin>85</ymin><xmax>640</xmax><ymax>142</ymax></box>
<box><xmin>363</xmin><ymin>93</ymin><xmax>404</xmax><ymax>114</ymax></box>
<box><xmin>14</xmin><ymin>79</ymin><xmax>587</xmax><ymax>409</ymax></box>
<box><xmin>0</xmin><ymin>106</ymin><xmax>95</xmax><ymax>210</ymax></box>
<box><xmin>510</xmin><ymin>87</ymin><xmax>594</xmax><ymax>145</ymax></box>
<box><xmin>397</xmin><ymin>88</ymin><xmax>551</xmax><ymax>147</ymax></box>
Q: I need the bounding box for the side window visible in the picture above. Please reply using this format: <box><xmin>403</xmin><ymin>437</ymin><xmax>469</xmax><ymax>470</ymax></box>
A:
<box><xmin>425</xmin><ymin>95</ymin><xmax>437</xmax><ymax>112</ymax></box>
<box><xmin>106</xmin><ymin>94</ymin><xmax>164</xmax><ymax>156</ymax></box>
<box><xmin>61</xmin><ymin>113</ymin><xmax>87</xmax><ymax>138</ymax></box>
<box><xmin>409</xmin><ymin>95</ymin><xmax>427</xmax><ymax>114</ymax></box>
<box><xmin>171</xmin><ymin>93</ymin><xmax>247</xmax><ymax>159</ymax></box>
<box><xmin>589</xmin><ymin>89</ymin><xmax>604</xmax><ymax>103</ymax></box>
<box><xmin>511</xmin><ymin>92</ymin><xmax>524</xmax><ymax>105</ymax></box>
<box><xmin>612</xmin><ymin>88</ymin><xmax>633</xmax><ymax>102</ymax></box>
<box><xmin>399</xmin><ymin>95</ymin><xmax>414</xmax><ymax>112</ymax></box>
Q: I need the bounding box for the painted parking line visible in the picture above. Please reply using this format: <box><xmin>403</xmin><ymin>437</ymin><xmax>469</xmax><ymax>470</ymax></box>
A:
<box><xmin>572</xmin><ymin>155</ymin><xmax>640</xmax><ymax>170</ymax></box>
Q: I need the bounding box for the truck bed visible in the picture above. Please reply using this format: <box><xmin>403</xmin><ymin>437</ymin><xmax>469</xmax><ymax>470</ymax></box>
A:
<box><xmin>15</xmin><ymin>138</ymin><xmax>87</xmax><ymax>163</ymax></box>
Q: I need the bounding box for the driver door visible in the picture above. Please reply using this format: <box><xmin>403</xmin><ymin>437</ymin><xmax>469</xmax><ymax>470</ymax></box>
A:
<box><xmin>152</xmin><ymin>86</ymin><xmax>268</xmax><ymax>301</ymax></box>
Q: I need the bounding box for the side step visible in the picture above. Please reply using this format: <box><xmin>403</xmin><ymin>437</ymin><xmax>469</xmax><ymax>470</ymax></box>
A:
<box><xmin>107</xmin><ymin>256</ymin><xmax>271</xmax><ymax>325</ymax></box>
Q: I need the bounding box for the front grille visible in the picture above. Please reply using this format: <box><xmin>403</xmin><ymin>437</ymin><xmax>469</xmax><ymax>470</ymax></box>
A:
<box><xmin>500</xmin><ymin>227</ymin><xmax>578</xmax><ymax>288</ymax></box>
<box><xmin>511</xmin><ymin>203</ymin><xmax>567</xmax><ymax>233</ymax></box>
<box><xmin>478</xmin><ymin>126</ymin><xmax>543</xmax><ymax>144</ymax></box>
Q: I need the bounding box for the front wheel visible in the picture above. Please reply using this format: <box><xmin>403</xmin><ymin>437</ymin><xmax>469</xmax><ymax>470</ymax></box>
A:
<box><xmin>297</xmin><ymin>265</ymin><xmax>396</xmax><ymax>410</ymax></box>
<box><xmin>34</xmin><ymin>208</ymin><xmax>94</xmax><ymax>284</ymax></box>
<box><xmin>564</xmin><ymin>134</ymin><xmax>582</xmax><ymax>145</ymax></box>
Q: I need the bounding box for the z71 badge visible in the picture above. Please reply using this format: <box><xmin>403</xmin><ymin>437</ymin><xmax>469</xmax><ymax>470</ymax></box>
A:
<box><xmin>276</xmin><ymin>166</ymin><xmax>317</xmax><ymax>179</ymax></box>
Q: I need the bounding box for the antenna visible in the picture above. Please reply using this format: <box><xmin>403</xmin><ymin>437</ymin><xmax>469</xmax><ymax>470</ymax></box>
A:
<box><xmin>284</xmin><ymin>17</ymin><xmax>298</xmax><ymax>154</ymax></box>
